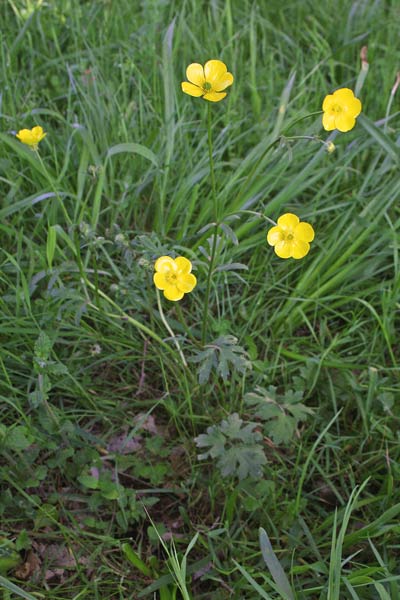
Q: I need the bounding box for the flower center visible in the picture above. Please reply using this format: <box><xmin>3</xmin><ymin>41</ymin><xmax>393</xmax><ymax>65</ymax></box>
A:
<box><xmin>203</xmin><ymin>81</ymin><xmax>212</xmax><ymax>92</ymax></box>
<box><xmin>165</xmin><ymin>272</ymin><xmax>178</xmax><ymax>284</ymax></box>
<box><xmin>331</xmin><ymin>103</ymin><xmax>342</xmax><ymax>114</ymax></box>
<box><xmin>286</xmin><ymin>233</ymin><xmax>294</xmax><ymax>241</ymax></box>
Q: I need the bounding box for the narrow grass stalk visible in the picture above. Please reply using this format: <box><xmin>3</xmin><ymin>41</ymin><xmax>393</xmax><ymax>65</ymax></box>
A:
<box><xmin>327</xmin><ymin>480</ymin><xmax>370</xmax><ymax>600</ymax></box>
<box><xmin>384</xmin><ymin>71</ymin><xmax>400</xmax><ymax>133</ymax></box>
<box><xmin>87</xmin><ymin>295</ymin><xmax>169</xmax><ymax>352</ymax></box>
<box><xmin>354</xmin><ymin>45</ymin><xmax>369</xmax><ymax>98</ymax></box>
<box><xmin>201</xmin><ymin>104</ymin><xmax>219</xmax><ymax>345</ymax></box>
<box><xmin>232</xmin><ymin>560</ymin><xmax>274</xmax><ymax>600</ymax></box>
<box><xmin>156</xmin><ymin>289</ymin><xmax>187</xmax><ymax>368</ymax></box>
<box><xmin>144</xmin><ymin>508</ymin><xmax>197</xmax><ymax>600</ymax></box>
<box><xmin>35</xmin><ymin>151</ymin><xmax>72</xmax><ymax>226</ymax></box>
<box><xmin>176</xmin><ymin>303</ymin><xmax>197</xmax><ymax>343</ymax></box>
<box><xmin>68</xmin><ymin>236</ymin><xmax>173</xmax><ymax>354</ymax></box>
<box><xmin>294</xmin><ymin>410</ymin><xmax>342</xmax><ymax>515</ymax></box>
<box><xmin>231</xmin><ymin>111</ymin><xmax>322</xmax><ymax>210</ymax></box>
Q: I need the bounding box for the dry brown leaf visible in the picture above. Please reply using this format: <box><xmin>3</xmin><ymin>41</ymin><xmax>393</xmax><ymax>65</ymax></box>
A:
<box><xmin>14</xmin><ymin>551</ymin><xmax>41</xmax><ymax>580</ymax></box>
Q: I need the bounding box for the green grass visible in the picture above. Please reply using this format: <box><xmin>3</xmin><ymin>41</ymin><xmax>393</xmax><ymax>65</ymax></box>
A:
<box><xmin>0</xmin><ymin>0</ymin><xmax>400</xmax><ymax>598</ymax></box>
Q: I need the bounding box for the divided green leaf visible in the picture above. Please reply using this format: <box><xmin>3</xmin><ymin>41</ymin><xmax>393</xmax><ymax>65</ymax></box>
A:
<box><xmin>195</xmin><ymin>413</ymin><xmax>266</xmax><ymax>480</ymax></box>
<box><xmin>190</xmin><ymin>336</ymin><xmax>252</xmax><ymax>384</ymax></box>
<box><xmin>245</xmin><ymin>385</ymin><xmax>313</xmax><ymax>444</ymax></box>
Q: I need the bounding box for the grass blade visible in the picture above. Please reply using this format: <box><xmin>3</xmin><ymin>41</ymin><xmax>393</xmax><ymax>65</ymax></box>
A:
<box><xmin>0</xmin><ymin>576</ymin><xmax>40</xmax><ymax>600</ymax></box>
<box><xmin>259</xmin><ymin>528</ymin><xmax>295</xmax><ymax>600</ymax></box>
<box><xmin>233</xmin><ymin>560</ymin><xmax>274</xmax><ymax>600</ymax></box>
<box><xmin>106</xmin><ymin>142</ymin><xmax>158</xmax><ymax>166</ymax></box>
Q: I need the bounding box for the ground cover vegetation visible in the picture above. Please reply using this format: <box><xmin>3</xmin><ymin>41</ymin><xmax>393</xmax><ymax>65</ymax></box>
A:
<box><xmin>0</xmin><ymin>0</ymin><xmax>399</xmax><ymax>598</ymax></box>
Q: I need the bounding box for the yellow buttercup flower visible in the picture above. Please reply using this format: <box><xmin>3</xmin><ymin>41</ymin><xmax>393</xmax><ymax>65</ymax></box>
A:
<box><xmin>154</xmin><ymin>256</ymin><xmax>197</xmax><ymax>301</ymax></box>
<box><xmin>322</xmin><ymin>88</ymin><xmax>362</xmax><ymax>132</ymax></box>
<box><xmin>267</xmin><ymin>213</ymin><xmax>315</xmax><ymax>259</ymax></box>
<box><xmin>181</xmin><ymin>60</ymin><xmax>234</xmax><ymax>102</ymax></box>
<box><xmin>16</xmin><ymin>126</ymin><xmax>46</xmax><ymax>150</ymax></box>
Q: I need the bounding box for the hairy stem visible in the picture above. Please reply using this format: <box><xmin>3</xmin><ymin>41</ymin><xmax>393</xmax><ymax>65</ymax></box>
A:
<box><xmin>201</xmin><ymin>104</ymin><xmax>219</xmax><ymax>346</ymax></box>
<box><xmin>156</xmin><ymin>289</ymin><xmax>187</xmax><ymax>367</ymax></box>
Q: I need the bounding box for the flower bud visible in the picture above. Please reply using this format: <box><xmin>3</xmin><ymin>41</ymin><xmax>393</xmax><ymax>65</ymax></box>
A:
<box><xmin>326</xmin><ymin>141</ymin><xmax>336</xmax><ymax>153</ymax></box>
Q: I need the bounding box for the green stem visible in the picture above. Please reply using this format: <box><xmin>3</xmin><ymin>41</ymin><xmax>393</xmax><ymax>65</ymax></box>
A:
<box><xmin>230</xmin><ymin>209</ymin><xmax>277</xmax><ymax>226</ymax></box>
<box><xmin>207</xmin><ymin>104</ymin><xmax>218</xmax><ymax>222</ymax></box>
<box><xmin>156</xmin><ymin>289</ymin><xmax>187</xmax><ymax>367</ymax></box>
<box><xmin>233</xmin><ymin>111</ymin><xmax>323</xmax><ymax>208</ymax></box>
<box><xmin>201</xmin><ymin>104</ymin><xmax>219</xmax><ymax>346</ymax></box>
<box><xmin>201</xmin><ymin>229</ymin><xmax>218</xmax><ymax>345</ymax></box>
<box><xmin>282</xmin><ymin>110</ymin><xmax>323</xmax><ymax>134</ymax></box>
<box><xmin>35</xmin><ymin>151</ymin><xmax>72</xmax><ymax>226</ymax></box>
<box><xmin>198</xmin><ymin>115</ymin><xmax>323</xmax><ymax>338</ymax></box>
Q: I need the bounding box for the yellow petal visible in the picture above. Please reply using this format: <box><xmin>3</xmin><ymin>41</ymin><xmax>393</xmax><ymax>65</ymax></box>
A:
<box><xmin>267</xmin><ymin>226</ymin><xmax>284</xmax><ymax>246</ymax></box>
<box><xmin>322</xmin><ymin>112</ymin><xmax>336</xmax><ymax>131</ymax></box>
<box><xmin>16</xmin><ymin>129</ymin><xmax>35</xmax><ymax>145</ymax></box>
<box><xmin>15</xmin><ymin>130</ymin><xmax>27</xmax><ymax>140</ymax></box>
<box><xmin>335</xmin><ymin>113</ymin><xmax>356</xmax><ymax>132</ymax></box>
<box><xmin>333</xmin><ymin>88</ymin><xmax>355</xmax><ymax>103</ymax></box>
<box><xmin>322</xmin><ymin>94</ymin><xmax>334</xmax><ymax>111</ymax></box>
<box><xmin>277</xmin><ymin>213</ymin><xmax>299</xmax><ymax>231</ymax></box>
<box><xmin>203</xmin><ymin>91</ymin><xmax>227</xmax><ymax>102</ymax></box>
<box><xmin>348</xmin><ymin>96</ymin><xmax>362</xmax><ymax>117</ymax></box>
<box><xmin>163</xmin><ymin>285</ymin><xmax>184</xmax><ymax>301</ymax></box>
<box><xmin>213</xmin><ymin>72</ymin><xmax>234</xmax><ymax>92</ymax></box>
<box><xmin>274</xmin><ymin>241</ymin><xmax>291</xmax><ymax>259</ymax></box>
<box><xmin>186</xmin><ymin>63</ymin><xmax>205</xmax><ymax>86</ymax></box>
<box><xmin>177</xmin><ymin>273</ymin><xmax>197</xmax><ymax>293</ymax></box>
<box><xmin>294</xmin><ymin>222</ymin><xmax>314</xmax><ymax>242</ymax></box>
<box><xmin>175</xmin><ymin>256</ymin><xmax>192</xmax><ymax>274</ymax></box>
<box><xmin>32</xmin><ymin>126</ymin><xmax>45</xmax><ymax>140</ymax></box>
<box><xmin>291</xmin><ymin>240</ymin><xmax>310</xmax><ymax>259</ymax></box>
<box><xmin>204</xmin><ymin>60</ymin><xmax>227</xmax><ymax>84</ymax></box>
<box><xmin>154</xmin><ymin>256</ymin><xmax>176</xmax><ymax>273</ymax></box>
<box><xmin>181</xmin><ymin>82</ymin><xmax>204</xmax><ymax>97</ymax></box>
<box><xmin>153</xmin><ymin>272</ymin><xmax>167</xmax><ymax>290</ymax></box>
